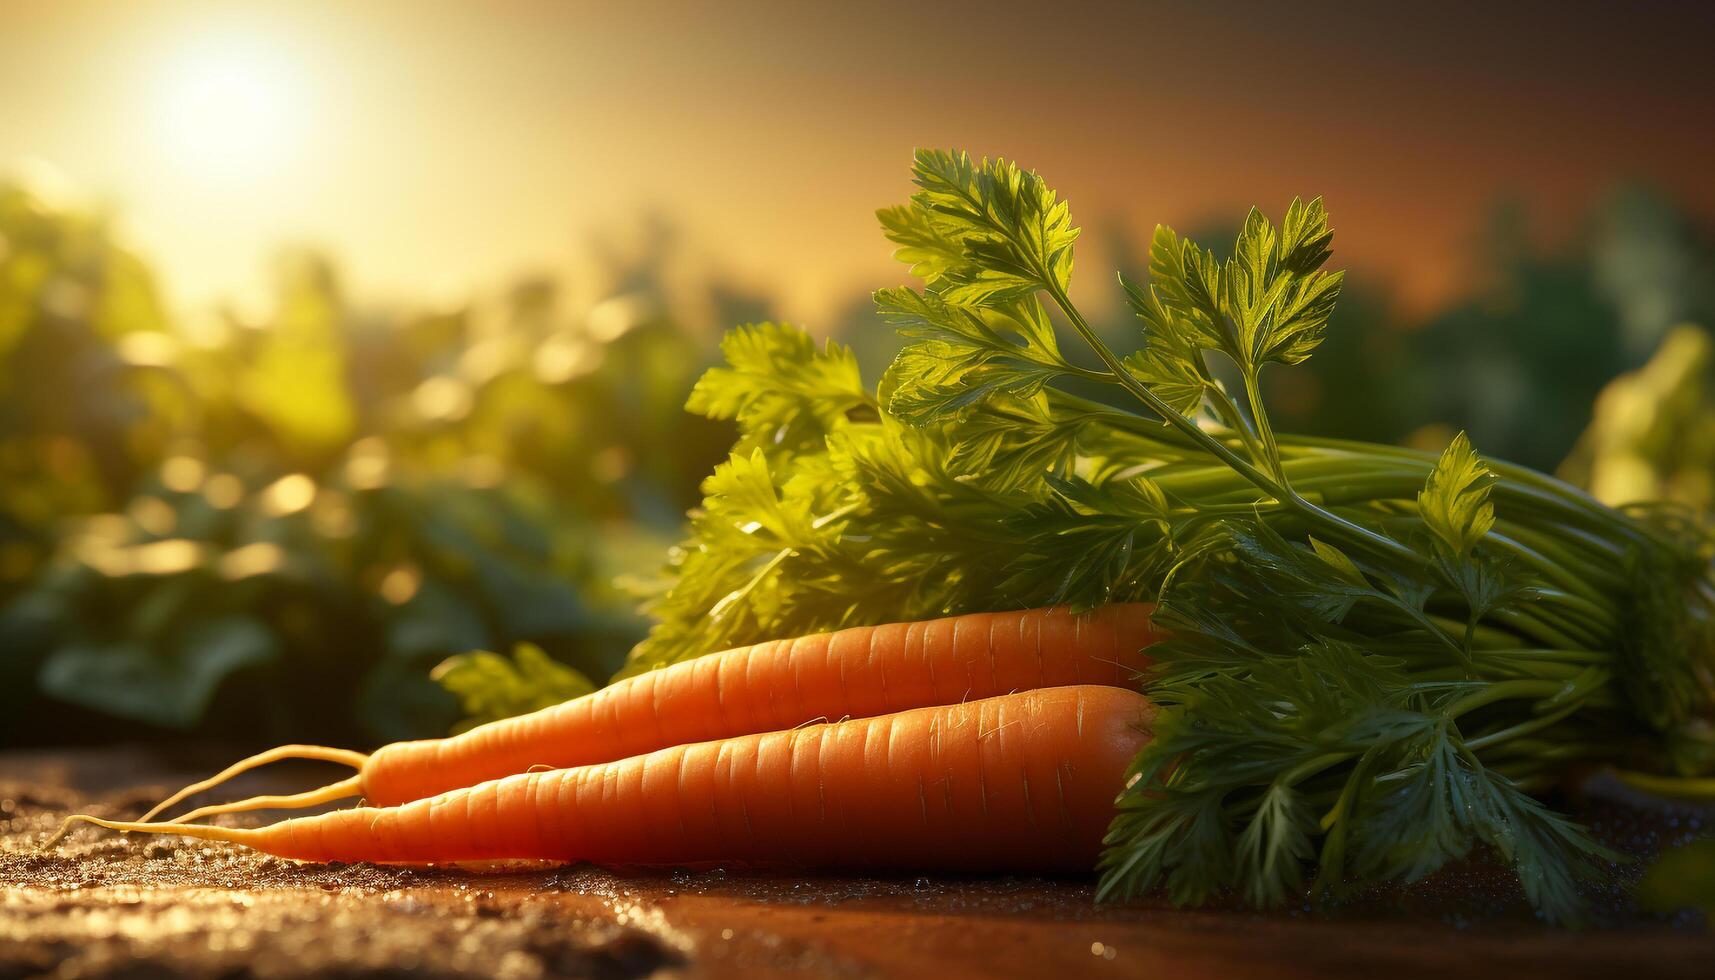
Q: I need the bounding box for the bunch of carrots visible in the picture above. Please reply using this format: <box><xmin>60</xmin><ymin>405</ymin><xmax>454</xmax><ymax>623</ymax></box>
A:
<box><xmin>49</xmin><ymin>605</ymin><xmax>1160</xmax><ymax>871</ymax></box>
<box><xmin>56</xmin><ymin>150</ymin><xmax>1715</xmax><ymax>919</ymax></box>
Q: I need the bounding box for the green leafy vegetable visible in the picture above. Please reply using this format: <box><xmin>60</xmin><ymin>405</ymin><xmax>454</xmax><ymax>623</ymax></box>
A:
<box><xmin>637</xmin><ymin>149</ymin><xmax>1715</xmax><ymax>922</ymax></box>
<box><xmin>432</xmin><ymin>642</ymin><xmax>596</xmax><ymax>733</ymax></box>
<box><xmin>687</xmin><ymin>322</ymin><xmax>867</xmax><ymax>457</ymax></box>
<box><xmin>875</xmin><ymin>288</ymin><xmax>1072</xmax><ymax>424</ymax></box>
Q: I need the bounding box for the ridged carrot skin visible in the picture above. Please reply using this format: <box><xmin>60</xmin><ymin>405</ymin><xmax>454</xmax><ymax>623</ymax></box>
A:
<box><xmin>151</xmin><ymin>686</ymin><xmax>1151</xmax><ymax>870</ymax></box>
<box><xmin>361</xmin><ymin>604</ymin><xmax>1158</xmax><ymax>807</ymax></box>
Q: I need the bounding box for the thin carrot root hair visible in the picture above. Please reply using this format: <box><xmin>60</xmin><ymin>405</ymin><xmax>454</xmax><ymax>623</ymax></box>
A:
<box><xmin>42</xmin><ymin>777</ymin><xmax>361</xmax><ymax>851</ymax></box>
<box><xmin>137</xmin><ymin>744</ymin><xmax>368</xmax><ymax>824</ymax></box>
<box><xmin>45</xmin><ymin>755</ymin><xmax>367</xmax><ymax>853</ymax></box>
<box><xmin>44</xmin><ymin>814</ymin><xmax>261</xmax><ymax>851</ymax></box>
<box><xmin>161</xmin><ymin>774</ymin><xmax>365</xmax><ymax>825</ymax></box>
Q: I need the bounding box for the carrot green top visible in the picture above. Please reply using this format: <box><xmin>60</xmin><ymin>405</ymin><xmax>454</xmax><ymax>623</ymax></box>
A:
<box><xmin>625</xmin><ymin>149</ymin><xmax>1715</xmax><ymax>924</ymax></box>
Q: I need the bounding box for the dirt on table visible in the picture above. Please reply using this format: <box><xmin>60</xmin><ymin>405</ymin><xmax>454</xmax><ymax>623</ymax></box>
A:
<box><xmin>1</xmin><ymin>747</ymin><xmax>1712</xmax><ymax>979</ymax></box>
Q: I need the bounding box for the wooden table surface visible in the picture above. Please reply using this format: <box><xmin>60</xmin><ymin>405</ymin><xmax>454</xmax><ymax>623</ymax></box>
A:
<box><xmin>2</xmin><ymin>747</ymin><xmax>1711</xmax><ymax>979</ymax></box>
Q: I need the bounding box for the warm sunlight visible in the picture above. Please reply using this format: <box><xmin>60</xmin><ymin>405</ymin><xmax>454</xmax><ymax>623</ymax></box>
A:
<box><xmin>4</xmin><ymin>2</ymin><xmax>1715</xmax><ymax>970</ymax></box>
<box><xmin>152</xmin><ymin>35</ymin><xmax>306</xmax><ymax>185</ymax></box>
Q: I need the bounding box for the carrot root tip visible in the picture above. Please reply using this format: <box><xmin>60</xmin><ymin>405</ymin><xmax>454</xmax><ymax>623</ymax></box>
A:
<box><xmin>42</xmin><ymin>813</ymin><xmax>256</xmax><ymax>852</ymax></box>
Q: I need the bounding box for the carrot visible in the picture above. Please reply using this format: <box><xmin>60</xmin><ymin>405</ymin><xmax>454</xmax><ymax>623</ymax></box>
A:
<box><xmin>54</xmin><ymin>686</ymin><xmax>1152</xmax><ymax>871</ymax></box>
<box><xmin>136</xmin><ymin>604</ymin><xmax>1158</xmax><ymax>823</ymax></box>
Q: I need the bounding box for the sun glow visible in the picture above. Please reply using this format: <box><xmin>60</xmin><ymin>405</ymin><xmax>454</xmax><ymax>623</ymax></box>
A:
<box><xmin>153</xmin><ymin>37</ymin><xmax>307</xmax><ymax>185</ymax></box>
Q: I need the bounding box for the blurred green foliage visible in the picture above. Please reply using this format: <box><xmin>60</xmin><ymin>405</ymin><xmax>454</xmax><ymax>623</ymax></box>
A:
<box><xmin>1637</xmin><ymin>837</ymin><xmax>1715</xmax><ymax>923</ymax></box>
<box><xmin>0</xmin><ymin>179</ymin><xmax>738</xmax><ymax>745</ymax></box>
<box><xmin>1561</xmin><ymin>324</ymin><xmax>1715</xmax><ymax>510</ymax></box>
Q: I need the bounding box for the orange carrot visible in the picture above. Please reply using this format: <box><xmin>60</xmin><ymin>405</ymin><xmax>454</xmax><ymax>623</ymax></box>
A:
<box><xmin>138</xmin><ymin>604</ymin><xmax>1157</xmax><ymax>822</ymax></box>
<box><xmin>57</xmin><ymin>686</ymin><xmax>1152</xmax><ymax>871</ymax></box>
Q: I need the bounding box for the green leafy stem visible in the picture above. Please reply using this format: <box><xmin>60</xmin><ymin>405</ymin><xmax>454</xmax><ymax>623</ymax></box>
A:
<box><xmin>872</xmin><ymin>149</ymin><xmax>1715</xmax><ymax>922</ymax></box>
<box><xmin>636</xmin><ymin>149</ymin><xmax>1715</xmax><ymax>924</ymax></box>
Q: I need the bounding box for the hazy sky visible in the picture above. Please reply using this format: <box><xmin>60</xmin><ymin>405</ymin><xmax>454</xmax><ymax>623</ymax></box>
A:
<box><xmin>2</xmin><ymin>0</ymin><xmax>1710</xmax><ymax>323</ymax></box>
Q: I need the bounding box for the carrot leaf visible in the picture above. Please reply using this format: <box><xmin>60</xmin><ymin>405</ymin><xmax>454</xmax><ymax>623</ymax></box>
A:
<box><xmin>1418</xmin><ymin>431</ymin><xmax>1496</xmax><ymax>560</ymax></box>
<box><xmin>433</xmin><ymin>642</ymin><xmax>595</xmax><ymax>734</ymax></box>
<box><xmin>687</xmin><ymin>322</ymin><xmax>872</xmax><ymax>459</ymax></box>
<box><xmin>643</xmin><ymin>149</ymin><xmax>1715</xmax><ymax>924</ymax></box>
